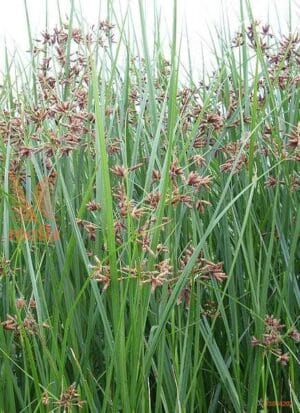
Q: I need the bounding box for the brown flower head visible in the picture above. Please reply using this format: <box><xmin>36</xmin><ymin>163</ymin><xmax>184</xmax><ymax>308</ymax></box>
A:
<box><xmin>56</xmin><ymin>383</ymin><xmax>85</xmax><ymax>410</ymax></box>
<box><xmin>186</xmin><ymin>172</ymin><xmax>213</xmax><ymax>190</ymax></box>
<box><xmin>90</xmin><ymin>256</ymin><xmax>111</xmax><ymax>291</ymax></box>
<box><xmin>169</xmin><ymin>159</ymin><xmax>183</xmax><ymax>181</ymax></box>
<box><xmin>86</xmin><ymin>200</ymin><xmax>101</xmax><ymax>211</ymax></box>
<box><xmin>287</xmin><ymin>122</ymin><xmax>300</xmax><ymax>149</ymax></box>
<box><xmin>276</xmin><ymin>351</ymin><xmax>289</xmax><ymax>366</ymax></box>
<box><xmin>110</xmin><ymin>165</ymin><xmax>127</xmax><ymax>178</ymax></box>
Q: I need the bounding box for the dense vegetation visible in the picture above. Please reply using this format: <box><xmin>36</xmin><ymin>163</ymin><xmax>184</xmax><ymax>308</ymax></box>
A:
<box><xmin>0</xmin><ymin>1</ymin><xmax>299</xmax><ymax>411</ymax></box>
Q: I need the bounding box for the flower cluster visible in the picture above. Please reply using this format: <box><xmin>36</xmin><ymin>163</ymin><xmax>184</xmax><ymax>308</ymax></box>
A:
<box><xmin>42</xmin><ymin>383</ymin><xmax>85</xmax><ymax>410</ymax></box>
<box><xmin>251</xmin><ymin>315</ymin><xmax>300</xmax><ymax>366</ymax></box>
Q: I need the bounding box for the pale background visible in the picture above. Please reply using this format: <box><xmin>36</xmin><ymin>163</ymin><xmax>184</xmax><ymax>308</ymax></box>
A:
<box><xmin>0</xmin><ymin>0</ymin><xmax>299</xmax><ymax>78</ymax></box>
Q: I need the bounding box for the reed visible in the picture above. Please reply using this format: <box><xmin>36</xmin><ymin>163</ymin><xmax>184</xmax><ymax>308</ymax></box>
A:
<box><xmin>0</xmin><ymin>0</ymin><xmax>299</xmax><ymax>411</ymax></box>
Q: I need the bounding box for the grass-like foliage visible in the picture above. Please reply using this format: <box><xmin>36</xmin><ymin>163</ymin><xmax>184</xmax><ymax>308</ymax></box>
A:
<box><xmin>0</xmin><ymin>0</ymin><xmax>299</xmax><ymax>411</ymax></box>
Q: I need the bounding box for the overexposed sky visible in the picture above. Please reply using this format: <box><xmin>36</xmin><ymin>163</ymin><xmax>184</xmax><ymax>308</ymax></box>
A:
<box><xmin>0</xmin><ymin>0</ymin><xmax>298</xmax><ymax>78</ymax></box>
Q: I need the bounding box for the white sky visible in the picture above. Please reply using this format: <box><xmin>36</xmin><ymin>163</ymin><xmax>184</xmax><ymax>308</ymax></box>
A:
<box><xmin>0</xmin><ymin>0</ymin><xmax>299</xmax><ymax>78</ymax></box>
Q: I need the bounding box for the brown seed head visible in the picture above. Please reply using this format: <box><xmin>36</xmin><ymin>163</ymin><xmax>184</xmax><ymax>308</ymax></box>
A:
<box><xmin>287</xmin><ymin>122</ymin><xmax>300</xmax><ymax>149</ymax></box>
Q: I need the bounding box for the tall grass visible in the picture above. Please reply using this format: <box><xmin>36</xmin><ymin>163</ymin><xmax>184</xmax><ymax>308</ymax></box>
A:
<box><xmin>0</xmin><ymin>0</ymin><xmax>299</xmax><ymax>411</ymax></box>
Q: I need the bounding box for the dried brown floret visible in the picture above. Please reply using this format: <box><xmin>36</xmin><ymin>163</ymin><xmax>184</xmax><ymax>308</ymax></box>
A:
<box><xmin>265</xmin><ymin>176</ymin><xmax>285</xmax><ymax>188</ymax></box>
<box><xmin>288</xmin><ymin>329</ymin><xmax>300</xmax><ymax>342</ymax></box>
<box><xmin>152</xmin><ymin>169</ymin><xmax>161</xmax><ymax>182</ymax></box>
<box><xmin>90</xmin><ymin>256</ymin><xmax>111</xmax><ymax>291</ymax></box>
<box><xmin>186</xmin><ymin>172</ymin><xmax>213</xmax><ymax>190</ymax></box>
<box><xmin>86</xmin><ymin>200</ymin><xmax>101</xmax><ymax>211</ymax></box>
<box><xmin>110</xmin><ymin>165</ymin><xmax>127</xmax><ymax>177</ymax></box>
<box><xmin>276</xmin><ymin>351</ymin><xmax>290</xmax><ymax>366</ymax></box>
<box><xmin>169</xmin><ymin>159</ymin><xmax>183</xmax><ymax>180</ymax></box>
<box><xmin>195</xmin><ymin>199</ymin><xmax>211</xmax><ymax>213</ymax></box>
<box><xmin>287</xmin><ymin>122</ymin><xmax>300</xmax><ymax>149</ymax></box>
<box><xmin>56</xmin><ymin>383</ymin><xmax>85</xmax><ymax>409</ymax></box>
<box><xmin>200</xmin><ymin>259</ymin><xmax>227</xmax><ymax>282</ymax></box>
<box><xmin>146</xmin><ymin>191</ymin><xmax>161</xmax><ymax>210</ymax></box>
<box><xmin>141</xmin><ymin>259</ymin><xmax>173</xmax><ymax>293</ymax></box>
<box><xmin>1</xmin><ymin>315</ymin><xmax>18</xmax><ymax>331</ymax></box>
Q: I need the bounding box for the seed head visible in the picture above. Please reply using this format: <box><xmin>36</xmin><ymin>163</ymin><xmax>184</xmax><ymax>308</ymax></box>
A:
<box><xmin>186</xmin><ymin>172</ymin><xmax>213</xmax><ymax>190</ymax></box>
<box><xmin>276</xmin><ymin>351</ymin><xmax>289</xmax><ymax>366</ymax></box>
<box><xmin>287</xmin><ymin>122</ymin><xmax>300</xmax><ymax>149</ymax></box>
